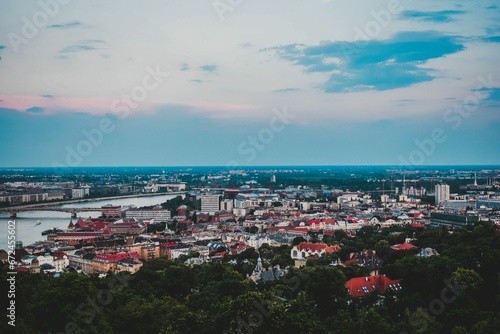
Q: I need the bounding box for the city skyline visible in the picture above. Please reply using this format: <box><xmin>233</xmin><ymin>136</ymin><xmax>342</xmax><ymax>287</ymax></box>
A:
<box><xmin>0</xmin><ymin>0</ymin><xmax>499</xmax><ymax>167</ymax></box>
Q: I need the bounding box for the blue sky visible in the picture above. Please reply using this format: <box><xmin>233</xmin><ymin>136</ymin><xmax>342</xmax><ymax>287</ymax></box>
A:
<box><xmin>0</xmin><ymin>0</ymin><xmax>499</xmax><ymax>167</ymax></box>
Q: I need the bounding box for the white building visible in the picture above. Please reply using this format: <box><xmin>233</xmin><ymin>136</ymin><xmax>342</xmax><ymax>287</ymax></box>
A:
<box><xmin>220</xmin><ymin>199</ymin><xmax>233</xmax><ymax>211</ymax></box>
<box><xmin>68</xmin><ymin>253</ymin><xmax>94</xmax><ymax>274</ymax></box>
<box><xmin>72</xmin><ymin>187</ymin><xmax>89</xmax><ymax>199</ymax></box>
<box><xmin>36</xmin><ymin>253</ymin><xmax>69</xmax><ymax>272</ymax></box>
<box><xmin>52</xmin><ymin>255</ymin><xmax>69</xmax><ymax>272</ymax></box>
<box><xmin>290</xmin><ymin>242</ymin><xmax>341</xmax><ymax>266</ymax></box>
<box><xmin>234</xmin><ymin>193</ymin><xmax>280</xmax><ymax>208</ymax></box>
<box><xmin>435</xmin><ymin>184</ymin><xmax>450</xmax><ymax>206</ymax></box>
<box><xmin>201</xmin><ymin>194</ymin><xmax>221</xmax><ymax>212</ymax></box>
<box><xmin>125</xmin><ymin>209</ymin><xmax>171</xmax><ymax>221</ymax></box>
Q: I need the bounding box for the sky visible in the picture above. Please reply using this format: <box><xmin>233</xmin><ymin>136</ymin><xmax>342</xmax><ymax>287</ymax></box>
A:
<box><xmin>0</xmin><ymin>0</ymin><xmax>499</xmax><ymax>168</ymax></box>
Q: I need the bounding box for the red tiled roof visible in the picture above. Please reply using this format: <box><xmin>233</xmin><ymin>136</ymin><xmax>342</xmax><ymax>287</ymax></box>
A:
<box><xmin>75</xmin><ymin>219</ymin><xmax>88</xmax><ymax>228</ymax></box>
<box><xmin>307</xmin><ymin>219</ymin><xmax>321</xmax><ymax>226</ymax></box>
<box><xmin>50</xmin><ymin>251</ymin><xmax>67</xmax><ymax>258</ymax></box>
<box><xmin>57</xmin><ymin>232</ymin><xmax>101</xmax><ymax>237</ymax></box>
<box><xmin>391</xmin><ymin>243</ymin><xmax>417</xmax><ymax>250</ymax></box>
<box><xmin>345</xmin><ymin>275</ymin><xmax>401</xmax><ymax>297</ymax></box>
<box><xmin>296</xmin><ymin>242</ymin><xmax>341</xmax><ymax>253</ymax></box>
<box><xmin>325</xmin><ymin>245</ymin><xmax>342</xmax><ymax>252</ymax></box>
<box><xmin>291</xmin><ymin>227</ymin><xmax>308</xmax><ymax>234</ymax></box>
<box><xmin>212</xmin><ymin>251</ymin><xmax>226</xmax><ymax>258</ymax></box>
<box><xmin>343</xmin><ymin>258</ymin><xmax>358</xmax><ymax>266</ymax></box>
<box><xmin>94</xmin><ymin>252</ymin><xmax>140</xmax><ymax>262</ymax></box>
<box><xmin>87</xmin><ymin>221</ymin><xmax>112</xmax><ymax>230</ymax></box>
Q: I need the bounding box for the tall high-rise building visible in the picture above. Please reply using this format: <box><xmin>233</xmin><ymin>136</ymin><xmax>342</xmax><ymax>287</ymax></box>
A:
<box><xmin>435</xmin><ymin>184</ymin><xmax>450</xmax><ymax>206</ymax></box>
<box><xmin>201</xmin><ymin>194</ymin><xmax>220</xmax><ymax>212</ymax></box>
<box><xmin>220</xmin><ymin>199</ymin><xmax>233</xmax><ymax>212</ymax></box>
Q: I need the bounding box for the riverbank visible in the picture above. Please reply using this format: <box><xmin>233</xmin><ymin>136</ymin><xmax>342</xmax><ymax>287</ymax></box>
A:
<box><xmin>0</xmin><ymin>191</ymin><xmax>186</xmax><ymax>211</ymax></box>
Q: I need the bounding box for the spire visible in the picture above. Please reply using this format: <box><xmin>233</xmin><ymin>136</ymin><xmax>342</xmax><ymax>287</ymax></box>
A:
<box><xmin>252</xmin><ymin>256</ymin><xmax>263</xmax><ymax>278</ymax></box>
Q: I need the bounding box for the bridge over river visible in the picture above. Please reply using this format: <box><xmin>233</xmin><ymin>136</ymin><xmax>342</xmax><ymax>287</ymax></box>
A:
<box><xmin>0</xmin><ymin>206</ymin><xmax>103</xmax><ymax>218</ymax></box>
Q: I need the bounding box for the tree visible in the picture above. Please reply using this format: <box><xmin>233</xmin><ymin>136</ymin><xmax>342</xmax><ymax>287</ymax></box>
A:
<box><xmin>450</xmin><ymin>267</ymin><xmax>482</xmax><ymax>290</ymax></box>
<box><xmin>301</xmin><ymin>266</ymin><xmax>349</xmax><ymax>317</ymax></box>
<box><xmin>249</xmin><ymin>225</ymin><xmax>259</xmax><ymax>234</ymax></box>
<box><xmin>292</xmin><ymin>236</ymin><xmax>307</xmax><ymax>246</ymax></box>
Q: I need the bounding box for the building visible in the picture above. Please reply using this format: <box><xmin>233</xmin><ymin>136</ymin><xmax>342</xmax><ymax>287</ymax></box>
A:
<box><xmin>477</xmin><ymin>199</ymin><xmax>500</xmax><ymax>210</ymax></box>
<box><xmin>92</xmin><ymin>252</ymin><xmax>142</xmax><ymax>274</ymax></box>
<box><xmin>343</xmin><ymin>250</ymin><xmax>383</xmax><ymax>276</ymax></box>
<box><xmin>107</xmin><ymin>222</ymin><xmax>146</xmax><ymax>235</ymax></box>
<box><xmin>234</xmin><ymin>193</ymin><xmax>280</xmax><ymax>208</ymax></box>
<box><xmin>177</xmin><ymin>205</ymin><xmax>188</xmax><ymax>216</ymax></box>
<box><xmin>125</xmin><ymin>209</ymin><xmax>171</xmax><ymax>221</ymax></box>
<box><xmin>201</xmin><ymin>194</ymin><xmax>220</xmax><ymax>212</ymax></box>
<box><xmin>72</xmin><ymin>188</ymin><xmax>89</xmax><ymax>199</ymax></box>
<box><xmin>158</xmin><ymin>183</ymin><xmax>186</xmax><ymax>192</ymax></box>
<box><xmin>220</xmin><ymin>199</ymin><xmax>233</xmax><ymax>211</ymax></box>
<box><xmin>47</xmin><ymin>231</ymin><xmax>102</xmax><ymax>244</ymax></box>
<box><xmin>101</xmin><ymin>205</ymin><xmax>122</xmax><ymax>218</ymax></box>
<box><xmin>68</xmin><ymin>252</ymin><xmax>95</xmax><ymax>274</ymax></box>
<box><xmin>20</xmin><ymin>252</ymin><xmax>69</xmax><ymax>273</ymax></box>
<box><xmin>209</xmin><ymin>212</ymin><xmax>235</xmax><ymax>222</ymax></box>
<box><xmin>47</xmin><ymin>191</ymin><xmax>65</xmax><ymax>201</ymax></box>
<box><xmin>122</xmin><ymin>242</ymin><xmax>162</xmax><ymax>261</ymax></box>
<box><xmin>345</xmin><ymin>275</ymin><xmax>401</xmax><ymax>297</ymax></box>
<box><xmin>441</xmin><ymin>200</ymin><xmax>476</xmax><ymax>210</ymax></box>
<box><xmin>435</xmin><ymin>184</ymin><xmax>450</xmax><ymax>206</ymax></box>
<box><xmin>291</xmin><ymin>242</ymin><xmax>341</xmax><ymax>267</ymax></box>
<box><xmin>0</xmin><ymin>193</ymin><xmax>49</xmax><ymax>205</ymax></box>
<box><xmin>390</xmin><ymin>242</ymin><xmax>417</xmax><ymax>251</ymax></box>
<box><xmin>430</xmin><ymin>212</ymin><xmax>479</xmax><ymax>228</ymax></box>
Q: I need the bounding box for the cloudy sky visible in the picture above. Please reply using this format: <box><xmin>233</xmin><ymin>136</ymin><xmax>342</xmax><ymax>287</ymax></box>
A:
<box><xmin>0</xmin><ymin>0</ymin><xmax>499</xmax><ymax>167</ymax></box>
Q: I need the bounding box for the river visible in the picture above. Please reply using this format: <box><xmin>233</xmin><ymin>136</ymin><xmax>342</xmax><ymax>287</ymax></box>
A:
<box><xmin>0</xmin><ymin>193</ymin><xmax>184</xmax><ymax>251</ymax></box>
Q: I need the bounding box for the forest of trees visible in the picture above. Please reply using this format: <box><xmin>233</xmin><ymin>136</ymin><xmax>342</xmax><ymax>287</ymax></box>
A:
<box><xmin>1</xmin><ymin>223</ymin><xmax>499</xmax><ymax>334</ymax></box>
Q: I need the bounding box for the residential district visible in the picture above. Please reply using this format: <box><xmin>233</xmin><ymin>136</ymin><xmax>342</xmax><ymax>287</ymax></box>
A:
<box><xmin>2</xmin><ymin>167</ymin><xmax>499</xmax><ymax>289</ymax></box>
